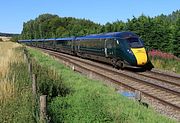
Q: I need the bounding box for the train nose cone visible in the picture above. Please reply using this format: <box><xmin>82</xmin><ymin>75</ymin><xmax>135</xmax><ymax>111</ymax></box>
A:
<box><xmin>131</xmin><ymin>48</ymin><xmax>147</xmax><ymax>66</ymax></box>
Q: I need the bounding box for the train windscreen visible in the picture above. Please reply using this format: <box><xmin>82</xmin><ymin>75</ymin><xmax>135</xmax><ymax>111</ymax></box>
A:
<box><xmin>126</xmin><ymin>38</ymin><xmax>143</xmax><ymax>48</ymax></box>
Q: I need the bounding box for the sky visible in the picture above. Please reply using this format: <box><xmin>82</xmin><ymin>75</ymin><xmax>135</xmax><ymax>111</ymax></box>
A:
<box><xmin>0</xmin><ymin>0</ymin><xmax>179</xmax><ymax>34</ymax></box>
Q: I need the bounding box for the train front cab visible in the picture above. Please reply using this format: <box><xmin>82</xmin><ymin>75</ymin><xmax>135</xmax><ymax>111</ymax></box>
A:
<box><xmin>116</xmin><ymin>37</ymin><xmax>150</xmax><ymax>69</ymax></box>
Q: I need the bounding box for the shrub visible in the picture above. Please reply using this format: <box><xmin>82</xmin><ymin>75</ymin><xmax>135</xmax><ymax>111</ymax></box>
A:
<box><xmin>149</xmin><ymin>50</ymin><xmax>180</xmax><ymax>73</ymax></box>
<box><xmin>32</xmin><ymin>61</ymin><xmax>71</xmax><ymax>99</ymax></box>
<box><xmin>148</xmin><ymin>49</ymin><xmax>179</xmax><ymax>60</ymax></box>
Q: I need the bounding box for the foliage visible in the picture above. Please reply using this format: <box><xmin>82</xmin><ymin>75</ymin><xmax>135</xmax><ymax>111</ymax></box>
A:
<box><xmin>29</xmin><ymin>48</ymin><xmax>177</xmax><ymax>123</ymax></box>
<box><xmin>149</xmin><ymin>50</ymin><xmax>180</xmax><ymax>73</ymax></box>
<box><xmin>10</xmin><ymin>36</ymin><xmax>19</xmax><ymax>42</ymax></box>
<box><xmin>151</xmin><ymin>58</ymin><xmax>180</xmax><ymax>73</ymax></box>
<box><xmin>20</xmin><ymin>14</ymin><xmax>101</xmax><ymax>39</ymax></box>
<box><xmin>148</xmin><ymin>49</ymin><xmax>179</xmax><ymax>60</ymax></box>
<box><xmin>31</xmin><ymin>59</ymin><xmax>70</xmax><ymax>99</ymax></box>
<box><xmin>173</xmin><ymin>17</ymin><xmax>180</xmax><ymax>57</ymax></box>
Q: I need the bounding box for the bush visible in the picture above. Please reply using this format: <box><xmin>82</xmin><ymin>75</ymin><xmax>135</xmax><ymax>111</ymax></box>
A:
<box><xmin>32</xmin><ymin>60</ymin><xmax>71</xmax><ymax>99</ymax></box>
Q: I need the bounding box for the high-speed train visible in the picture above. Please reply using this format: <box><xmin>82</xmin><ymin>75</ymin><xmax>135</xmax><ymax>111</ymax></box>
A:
<box><xmin>19</xmin><ymin>31</ymin><xmax>153</xmax><ymax>70</ymax></box>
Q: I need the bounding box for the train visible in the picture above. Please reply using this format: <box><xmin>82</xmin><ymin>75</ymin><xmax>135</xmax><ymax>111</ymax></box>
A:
<box><xmin>18</xmin><ymin>31</ymin><xmax>153</xmax><ymax>70</ymax></box>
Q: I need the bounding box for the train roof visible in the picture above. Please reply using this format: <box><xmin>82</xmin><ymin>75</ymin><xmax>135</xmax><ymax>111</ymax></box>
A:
<box><xmin>18</xmin><ymin>32</ymin><xmax>139</xmax><ymax>42</ymax></box>
<box><xmin>76</xmin><ymin>31</ymin><xmax>138</xmax><ymax>40</ymax></box>
<box><xmin>36</xmin><ymin>39</ymin><xmax>45</xmax><ymax>41</ymax></box>
<box><xmin>32</xmin><ymin>39</ymin><xmax>39</xmax><ymax>42</ymax></box>
<box><xmin>44</xmin><ymin>38</ymin><xmax>55</xmax><ymax>41</ymax></box>
<box><xmin>56</xmin><ymin>37</ymin><xmax>74</xmax><ymax>41</ymax></box>
<box><xmin>18</xmin><ymin>39</ymin><xmax>31</xmax><ymax>42</ymax></box>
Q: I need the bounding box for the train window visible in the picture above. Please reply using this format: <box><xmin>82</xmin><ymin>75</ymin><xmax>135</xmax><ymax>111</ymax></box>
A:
<box><xmin>106</xmin><ymin>39</ymin><xmax>115</xmax><ymax>48</ymax></box>
<box><xmin>106</xmin><ymin>39</ymin><xmax>112</xmax><ymax>48</ymax></box>
<box><xmin>126</xmin><ymin>38</ymin><xmax>143</xmax><ymax>48</ymax></box>
<box><xmin>107</xmin><ymin>43</ymin><xmax>112</xmax><ymax>48</ymax></box>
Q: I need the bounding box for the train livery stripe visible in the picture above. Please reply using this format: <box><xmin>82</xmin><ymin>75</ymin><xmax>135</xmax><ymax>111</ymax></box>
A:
<box><xmin>131</xmin><ymin>48</ymin><xmax>147</xmax><ymax>65</ymax></box>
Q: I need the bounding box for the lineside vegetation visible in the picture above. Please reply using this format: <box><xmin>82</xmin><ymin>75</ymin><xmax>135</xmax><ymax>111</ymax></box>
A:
<box><xmin>149</xmin><ymin>50</ymin><xmax>180</xmax><ymax>73</ymax></box>
<box><xmin>0</xmin><ymin>42</ymin><xmax>34</xmax><ymax>122</ymax></box>
<box><xmin>28</xmin><ymin>47</ymin><xmax>177</xmax><ymax>123</ymax></box>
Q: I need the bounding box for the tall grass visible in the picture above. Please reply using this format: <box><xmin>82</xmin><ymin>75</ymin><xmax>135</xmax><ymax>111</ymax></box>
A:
<box><xmin>0</xmin><ymin>77</ymin><xmax>15</xmax><ymax>104</ymax></box>
<box><xmin>0</xmin><ymin>42</ymin><xmax>21</xmax><ymax>77</ymax></box>
<box><xmin>0</xmin><ymin>42</ymin><xmax>34</xmax><ymax>122</ymax></box>
<box><xmin>0</xmin><ymin>42</ymin><xmax>22</xmax><ymax>103</ymax></box>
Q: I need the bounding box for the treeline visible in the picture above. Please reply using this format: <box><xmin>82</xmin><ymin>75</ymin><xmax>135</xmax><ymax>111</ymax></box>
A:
<box><xmin>20</xmin><ymin>10</ymin><xmax>180</xmax><ymax>57</ymax></box>
<box><xmin>21</xmin><ymin>14</ymin><xmax>101</xmax><ymax>39</ymax></box>
<box><xmin>0</xmin><ymin>32</ymin><xmax>19</xmax><ymax>37</ymax></box>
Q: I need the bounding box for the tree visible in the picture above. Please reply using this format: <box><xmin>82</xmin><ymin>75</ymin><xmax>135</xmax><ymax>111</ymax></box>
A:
<box><xmin>173</xmin><ymin>18</ymin><xmax>180</xmax><ymax>57</ymax></box>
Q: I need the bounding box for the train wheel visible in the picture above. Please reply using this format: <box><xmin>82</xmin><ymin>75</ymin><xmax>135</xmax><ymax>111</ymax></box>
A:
<box><xmin>117</xmin><ymin>60</ymin><xmax>125</xmax><ymax>70</ymax></box>
<box><xmin>111</xmin><ymin>58</ymin><xmax>117</xmax><ymax>68</ymax></box>
<box><xmin>120</xmin><ymin>61</ymin><xmax>125</xmax><ymax>70</ymax></box>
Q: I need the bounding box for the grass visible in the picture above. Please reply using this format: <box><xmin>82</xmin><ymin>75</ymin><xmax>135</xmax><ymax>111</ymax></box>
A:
<box><xmin>0</xmin><ymin>42</ymin><xmax>35</xmax><ymax>123</ymax></box>
<box><xmin>0</xmin><ymin>42</ymin><xmax>21</xmax><ymax>77</ymax></box>
<box><xmin>29</xmin><ymin>47</ymin><xmax>178</xmax><ymax>123</ymax></box>
<box><xmin>150</xmin><ymin>58</ymin><xmax>180</xmax><ymax>73</ymax></box>
<box><xmin>0</xmin><ymin>42</ymin><xmax>21</xmax><ymax>103</ymax></box>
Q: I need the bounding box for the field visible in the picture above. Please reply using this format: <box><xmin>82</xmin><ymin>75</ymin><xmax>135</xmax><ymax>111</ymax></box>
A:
<box><xmin>0</xmin><ymin>36</ymin><xmax>11</xmax><ymax>42</ymax></box>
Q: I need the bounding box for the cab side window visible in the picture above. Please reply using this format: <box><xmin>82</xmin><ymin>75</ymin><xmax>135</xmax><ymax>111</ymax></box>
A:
<box><xmin>106</xmin><ymin>39</ymin><xmax>115</xmax><ymax>48</ymax></box>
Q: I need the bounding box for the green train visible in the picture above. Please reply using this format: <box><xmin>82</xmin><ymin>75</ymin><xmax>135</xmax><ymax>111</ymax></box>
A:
<box><xmin>19</xmin><ymin>31</ymin><xmax>153</xmax><ymax>70</ymax></box>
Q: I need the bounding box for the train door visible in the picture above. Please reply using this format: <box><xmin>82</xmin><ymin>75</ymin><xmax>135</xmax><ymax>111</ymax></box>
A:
<box><xmin>116</xmin><ymin>38</ymin><xmax>125</xmax><ymax>60</ymax></box>
<box><xmin>72</xmin><ymin>39</ymin><xmax>79</xmax><ymax>55</ymax></box>
<box><xmin>105</xmin><ymin>39</ymin><xmax>108</xmax><ymax>57</ymax></box>
<box><xmin>71</xmin><ymin>39</ymin><xmax>76</xmax><ymax>54</ymax></box>
<box><xmin>53</xmin><ymin>39</ymin><xmax>56</xmax><ymax>49</ymax></box>
<box><xmin>105</xmin><ymin>38</ymin><xmax>115</xmax><ymax>58</ymax></box>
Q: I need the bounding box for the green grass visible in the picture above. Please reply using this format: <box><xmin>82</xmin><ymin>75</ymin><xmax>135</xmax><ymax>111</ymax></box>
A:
<box><xmin>29</xmin><ymin>48</ymin><xmax>178</xmax><ymax>123</ymax></box>
<box><xmin>0</xmin><ymin>47</ymin><xmax>35</xmax><ymax>123</ymax></box>
<box><xmin>150</xmin><ymin>57</ymin><xmax>180</xmax><ymax>73</ymax></box>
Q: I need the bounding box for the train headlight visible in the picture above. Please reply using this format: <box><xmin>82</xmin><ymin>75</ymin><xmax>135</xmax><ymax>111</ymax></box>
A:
<box><xmin>127</xmin><ymin>49</ymin><xmax>133</xmax><ymax>55</ymax></box>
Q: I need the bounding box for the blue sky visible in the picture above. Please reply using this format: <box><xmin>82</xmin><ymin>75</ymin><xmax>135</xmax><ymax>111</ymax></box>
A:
<box><xmin>0</xmin><ymin>0</ymin><xmax>179</xmax><ymax>34</ymax></box>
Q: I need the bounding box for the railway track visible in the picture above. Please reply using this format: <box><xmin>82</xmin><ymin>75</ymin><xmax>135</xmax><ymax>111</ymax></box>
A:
<box><xmin>39</xmin><ymin>48</ymin><xmax>180</xmax><ymax>120</ymax></box>
<box><xmin>137</xmin><ymin>70</ymin><xmax>180</xmax><ymax>86</ymax></box>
